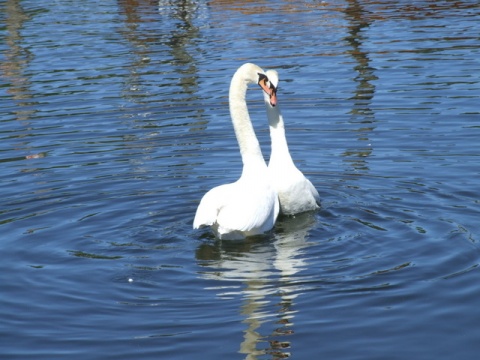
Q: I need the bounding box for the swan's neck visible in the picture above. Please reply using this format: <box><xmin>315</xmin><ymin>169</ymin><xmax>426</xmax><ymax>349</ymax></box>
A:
<box><xmin>229</xmin><ymin>76</ymin><xmax>265</xmax><ymax>167</ymax></box>
<box><xmin>265</xmin><ymin>104</ymin><xmax>294</xmax><ymax>165</ymax></box>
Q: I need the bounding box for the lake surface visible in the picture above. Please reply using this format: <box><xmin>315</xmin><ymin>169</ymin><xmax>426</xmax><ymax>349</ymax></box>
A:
<box><xmin>1</xmin><ymin>0</ymin><xmax>480</xmax><ymax>359</ymax></box>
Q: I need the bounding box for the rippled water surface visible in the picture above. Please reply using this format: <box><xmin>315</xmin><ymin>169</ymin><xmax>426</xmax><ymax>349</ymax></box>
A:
<box><xmin>1</xmin><ymin>0</ymin><xmax>480</xmax><ymax>359</ymax></box>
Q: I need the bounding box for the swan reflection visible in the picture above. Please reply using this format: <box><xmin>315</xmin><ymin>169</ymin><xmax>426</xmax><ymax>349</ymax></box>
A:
<box><xmin>196</xmin><ymin>212</ymin><xmax>317</xmax><ymax>359</ymax></box>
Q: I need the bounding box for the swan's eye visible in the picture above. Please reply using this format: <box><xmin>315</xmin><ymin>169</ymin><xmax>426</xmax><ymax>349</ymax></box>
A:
<box><xmin>257</xmin><ymin>73</ymin><xmax>273</xmax><ymax>95</ymax></box>
<box><xmin>258</xmin><ymin>73</ymin><xmax>268</xmax><ymax>86</ymax></box>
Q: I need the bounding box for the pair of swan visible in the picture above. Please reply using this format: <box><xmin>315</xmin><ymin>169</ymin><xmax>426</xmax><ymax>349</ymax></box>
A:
<box><xmin>193</xmin><ymin>63</ymin><xmax>320</xmax><ymax>240</ymax></box>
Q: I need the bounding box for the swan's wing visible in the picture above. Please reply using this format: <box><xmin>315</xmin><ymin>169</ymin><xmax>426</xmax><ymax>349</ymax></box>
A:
<box><xmin>216</xmin><ymin>184</ymin><xmax>279</xmax><ymax>234</ymax></box>
<box><xmin>193</xmin><ymin>183</ymin><xmax>235</xmax><ymax>229</ymax></box>
<box><xmin>194</xmin><ymin>178</ymin><xmax>279</xmax><ymax>237</ymax></box>
<box><xmin>281</xmin><ymin>175</ymin><xmax>320</xmax><ymax>213</ymax></box>
<box><xmin>270</xmin><ymin>164</ymin><xmax>320</xmax><ymax>214</ymax></box>
<box><xmin>305</xmin><ymin>177</ymin><xmax>321</xmax><ymax>206</ymax></box>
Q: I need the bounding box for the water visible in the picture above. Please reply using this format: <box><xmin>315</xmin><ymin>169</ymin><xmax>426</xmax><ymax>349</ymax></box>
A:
<box><xmin>1</xmin><ymin>0</ymin><xmax>480</xmax><ymax>359</ymax></box>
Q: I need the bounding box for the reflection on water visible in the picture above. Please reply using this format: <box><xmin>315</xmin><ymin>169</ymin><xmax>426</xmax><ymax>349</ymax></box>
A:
<box><xmin>117</xmin><ymin>0</ymin><xmax>158</xmax><ymax>103</ymax></box>
<box><xmin>196</xmin><ymin>213</ymin><xmax>317</xmax><ymax>359</ymax></box>
<box><xmin>363</xmin><ymin>1</ymin><xmax>478</xmax><ymax>20</ymax></box>
<box><xmin>114</xmin><ymin>0</ymin><xmax>207</xmax><ymax>189</ymax></box>
<box><xmin>342</xmin><ymin>0</ymin><xmax>376</xmax><ymax>172</ymax></box>
<box><xmin>118</xmin><ymin>0</ymin><xmax>203</xmax><ymax>103</ymax></box>
<box><xmin>2</xmin><ymin>0</ymin><xmax>34</xmax><ymax>121</ymax></box>
<box><xmin>2</xmin><ymin>0</ymin><xmax>38</xmax><ymax>138</ymax></box>
<box><xmin>1</xmin><ymin>0</ymin><xmax>42</xmax><ymax>165</ymax></box>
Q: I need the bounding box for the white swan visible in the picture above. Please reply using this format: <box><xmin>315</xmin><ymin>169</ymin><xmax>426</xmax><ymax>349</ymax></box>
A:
<box><xmin>263</xmin><ymin>69</ymin><xmax>320</xmax><ymax>215</ymax></box>
<box><xmin>193</xmin><ymin>63</ymin><xmax>279</xmax><ymax>240</ymax></box>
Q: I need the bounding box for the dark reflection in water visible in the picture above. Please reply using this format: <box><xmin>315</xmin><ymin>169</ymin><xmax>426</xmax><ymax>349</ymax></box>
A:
<box><xmin>115</xmin><ymin>0</ymin><xmax>207</xmax><ymax>189</ymax></box>
<box><xmin>2</xmin><ymin>0</ymin><xmax>34</xmax><ymax>120</ymax></box>
<box><xmin>160</xmin><ymin>0</ymin><xmax>201</xmax><ymax>94</ymax></box>
<box><xmin>117</xmin><ymin>0</ymin><xmax>202</xmax><ymax>103</ymax></box>
<box><xmin>1</xmin><ymin>0</ymin><xmax>44</xmax><ymax>165</ymax></box>
<box><xmin>196</xmin><ymin>213</ymin><xmax>317</xmax><ymax>360</ymax></box>
<box><xmin>365</xmin><ymin>0</ymin><xmax>479</xmax><ymax>21</ymax></box>
<box><xmin>342</xmin><ymin>0</ymin><xmax>377</xmax><ymax>172</ymax></box>
<box><xmin>117</xmin><ymin>0</ymin><xmax>158</xmax><ymax>103</ymax></box>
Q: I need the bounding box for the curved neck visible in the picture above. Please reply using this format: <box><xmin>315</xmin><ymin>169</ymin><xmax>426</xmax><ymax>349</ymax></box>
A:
<box><xmin>265</xmin><ymin>101</ymin><xmax>294</xmax><ymax>165</ymax></box>
<box><xmin>229</xmin><ymin>73</ymin><xmax>265</xmax><ymax>166</ymax></box>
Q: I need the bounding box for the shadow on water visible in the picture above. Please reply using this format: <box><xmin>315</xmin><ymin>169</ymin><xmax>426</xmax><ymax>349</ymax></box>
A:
<box><xmin>195</xmin><ymin>212</ymin><xmax>317</xmax><ymax>359</ymax></box>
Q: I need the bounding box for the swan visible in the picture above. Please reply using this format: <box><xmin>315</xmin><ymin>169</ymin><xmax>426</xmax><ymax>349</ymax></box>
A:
<box><xmin>193</xmin><ymin>63</ymin><xmax>279</xmax><ymax>240</ymax></box>
<box><xmin>263</xmin><ymin>69</ymin><xmax>320</xmax><ymax>215</ymax></box>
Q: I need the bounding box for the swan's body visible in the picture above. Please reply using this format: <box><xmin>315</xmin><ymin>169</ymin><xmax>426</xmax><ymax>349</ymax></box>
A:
<box><xmin>193</xmin><ymin>63</ymin><xmax>279</xmax><ymax>240</ymax></box>
<box><xmin>263</xmin><ymin>70</ymin><xmax>320</xmax><ymax>215</ymax></box>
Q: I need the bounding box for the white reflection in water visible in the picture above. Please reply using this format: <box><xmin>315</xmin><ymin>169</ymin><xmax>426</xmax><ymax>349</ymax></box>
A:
<box><xmin>196</xmin><ymin>212</ymin><xmax>317</xmax><ymax>359</ymax></box>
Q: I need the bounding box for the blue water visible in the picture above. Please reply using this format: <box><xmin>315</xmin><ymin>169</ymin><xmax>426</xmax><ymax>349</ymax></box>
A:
<box><xmin>1</xmin><ymin>0</ymin><xmax>480</xmax><ymax>359</ymax></box>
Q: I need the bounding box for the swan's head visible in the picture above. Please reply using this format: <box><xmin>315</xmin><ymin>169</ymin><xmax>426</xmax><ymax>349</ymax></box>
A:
<box><xmin>232</xmin><ymin>63</ymin><xmax>277</xmax><ymax>106</ymax></box>
<box><xmin>258</xmin><ymin>72</ymin><xmax>277</xmax><ymax>107</ymax></box>
<box><xmin>259</xmin><ymin>69</ymin><xmax>278</xmax><ymax>108</ymax></box>
<box><xmin>265</xmin><ymin>70</ymin><xmax>279</xmax><ymax>90</ymax></box>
